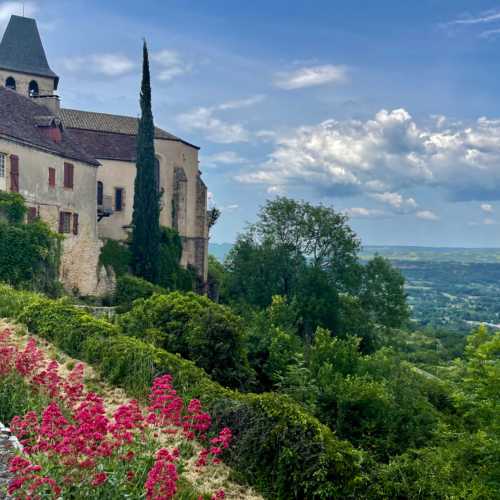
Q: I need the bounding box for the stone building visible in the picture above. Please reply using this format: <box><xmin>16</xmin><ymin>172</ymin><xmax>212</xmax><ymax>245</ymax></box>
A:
<box><xmin>0</xmin><ymin>15</ymin><xmax>209</xmax><ymax>295</ymax></box>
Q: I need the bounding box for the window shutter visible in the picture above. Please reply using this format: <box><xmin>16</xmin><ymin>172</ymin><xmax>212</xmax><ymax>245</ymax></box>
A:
<box><xmin>58</xmin><ymin>212</ymin><xmax>64</xmax><ymax>233</ymax></box>
<box><xmin>49</xmin><ymin>167</ymin><xmax>56</xmax><ymax>187</ymax></box>
<box><xmin>73</xmin><ymin>213</ymin><xmax>79</xmax><ymax>235</ymax></box>
<box><xmin>27</xmin><ymin>207</ymin><xmax>37</xmax><ymax>223</ymax></box>
<box><xmin>64</xmin><ymin>163</ymin><xmax>74</xmax><ymax>189</ymax></box>
<box><xmin>10</xmin><ymin>155</ymin><xmax>19</xmax><ymax>193</ymax></box>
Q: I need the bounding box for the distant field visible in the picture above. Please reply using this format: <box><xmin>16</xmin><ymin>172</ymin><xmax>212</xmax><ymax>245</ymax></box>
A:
<box><xmin>210</xmin><ymin>243</ymin><xmax>500</xmax><ymax>330</ymax></box>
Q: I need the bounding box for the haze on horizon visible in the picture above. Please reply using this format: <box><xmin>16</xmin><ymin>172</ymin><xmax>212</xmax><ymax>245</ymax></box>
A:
<box><xmin>4</xmin><ymin>0</ymin><xmax>500</xmax><ymax>247</ymax></box>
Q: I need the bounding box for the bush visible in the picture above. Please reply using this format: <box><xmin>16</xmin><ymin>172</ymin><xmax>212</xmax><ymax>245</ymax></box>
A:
<box><xmin>99</xmin><ymin>239</ymin><xmax>131</xmax><ymax>277</ymax></box>
<box><xmin>5</xmin><ymin>287</ymin><xmax>363</xmax><ymax>499</ymax></box>
<box><xmin>0</xmin><ymin>220</ymin><xmax>61</xmax><ymax>295</ymax></box>
<box><xmin>0</xmin><ymin>191</ymin><xmax>26</xmax><ymax>224</ymax></box>
<box><xmin>114</xmin><ymin>274</ymin><xmax>167</xmax><ymax>311</ymax></box>
<box><xmin>0</xmin><ymin>283</ymin><xmax>42</xmax><ymax>318</ymax></box>
<box><xmin>118</xmin><ymin>292</ymin><xmax>254</xmax><ymax>390</ymax></box>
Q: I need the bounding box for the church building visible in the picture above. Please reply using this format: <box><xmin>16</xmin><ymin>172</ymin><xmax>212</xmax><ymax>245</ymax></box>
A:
<box><xmin>0</xmin><ymin>15</ymin><xmax>209</xmax><ymax>295</ymax></box>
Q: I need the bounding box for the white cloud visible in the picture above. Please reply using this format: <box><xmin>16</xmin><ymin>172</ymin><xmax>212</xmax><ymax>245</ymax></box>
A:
<box><xmin>238</xmin><ymin>108</ymin><xmax>500</xmax><ymax>203</ymax></box>
<box><xmin>220</xmin><ymin>204</ymin><xmax>239</xmax><ymax>212</ymax></box>
<box><xmin>151</xmin><ymin>50</ymin><xmax>191</xmax><ymax>81</ymax></box>
<box><xmin>484</xmin><ymin>217</ymin><xmax>496</xmax><ymax>225</ymax></box>
<box><xmin>448</xmin><ymin>10</ymin><xmax>500</xmax><ymax>26</ymax></box>
<box><xmin>219</xmin><ymin>95</ymin><xmax>265</xmax><ymax>110</ymax></box>
<box><xmin>62</xmin><ymin>54</ymin><xmax>135</xmax><ymax>77</ymax></box>
<box><xmin>371</xmin><ymin>191</ymin><xmax>418</xmax><ymax>213</ymax></box>
<box><xmin>0</xmin><ymin>2</ymin><xmax>37</xmax><ymax>30</ymax></box>
<box><xmin>481</xmin><ymin>203</ymin><xmax>494</xmax><ymax>213</ymax></box>
<box><xmin>416</xmin><ymin>210</ymin><xmax>439</xmax><ymax>221</ymax></box>
<box><xmin>267</xmin><ymin>185</ymin><xmax>286</xmax><ymax>195</ymax></box>
<box><xmin>203</xmin><ymin>151</ymin><xmax>247</xmax><ymax>167</ymax></box>
<box><xmin>177</xmin><ymin>96</ymin><xmax>263</xmax><ymax>144</ymax></box>
<box><xmin>274</xmin><ymin>64</ymin><xmax>348</xmax><ymax>90</ymax></box>
<box><xmin>345</xmin><ymin>207</ymin><xmax>387</xmax><ymax>219</ymax></box>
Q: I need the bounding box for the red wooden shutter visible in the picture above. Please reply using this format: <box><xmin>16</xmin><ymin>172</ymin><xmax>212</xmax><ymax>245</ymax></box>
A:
<box><xmin>64</xmin><ymin>163</ymin><xmax>74</xmax><ymax>189</ymax></box>
<box><xmin>58</xmin><ymin>212</ymin><xmax>64</xmax><ymax>233</ymax></box>
<box><xmin>10</xmin><ymin>155</ymin><xmax>19</xmax><ymax>193</ymax></box>
<box><xmin>73</xmin><ymin>213</ymin><xmax>79</xmax><ymax>235</ymax></box>
<box><xmin>48</xmin><ymin>167</ymin><xmax>56</xmax><ymax>187</ymax></box>
<box><xmin>27</xmin><ymin>207</ymin><xmax>37</xmax><ymax>223</ymax></box>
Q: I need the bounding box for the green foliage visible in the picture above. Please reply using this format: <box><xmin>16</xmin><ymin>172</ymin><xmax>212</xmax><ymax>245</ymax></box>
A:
<box><xmin>207</xmin><ymin>254</ymin><xmax>225</xmax><ymax>301</ymax></box>
<box><xmin>99</xmin><ymin>239</ymin><xmax>131</xmax><ymax>276</ymax></box>
<box><xmin>359</xmin><ymin>256</ymin><xmax>410</xmax><ymax>328</ymax></box>
<box><xmin>114</xmin><ymin>274</ymin><xmax>166</xmax><ymax>312</ymax></box>
<box><xmin>0</xmin><ymin>283</ymin><xmax>42</xmax><ymax>318</ymax></box>
<box><xmin>158</xmin><ymin>227</ymin><xmax>193</xmax><ymax>291</ymax></box>
<box><xmin>0</xmin><ymin>219</ymin><xmax>61</xmax><ymax>295</ymax></box>
<box><xmin>131</xmin><ymin>42</ymin><xmax>161</xmax><ymax>283</ymax></box>
<box><xmin>6</xmin><ymin>287</ymin><xmax>363</xmax><ymax>499</ymax></box>
<box><xmin>118</xmin><ymin>292</ymin><xmax>253</xmax><ymax>389</ymax></box>
<box><xmin>0</xmin><ymin>191</ymin><xmax>27</xmax><ymax>224</ymax></box>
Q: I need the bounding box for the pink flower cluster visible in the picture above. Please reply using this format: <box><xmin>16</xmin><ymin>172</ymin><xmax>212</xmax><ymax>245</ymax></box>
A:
<box><xmin>0</xmin><ymin>329</ymin><xmax>232</xmax><ymax>499</ymax></box>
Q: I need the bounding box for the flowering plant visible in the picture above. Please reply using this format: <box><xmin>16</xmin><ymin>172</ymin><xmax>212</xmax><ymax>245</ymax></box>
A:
<box><xmin>0</xmin><ymin>328</ymin><xmax>232</xmax><ymax>499</ymax></box>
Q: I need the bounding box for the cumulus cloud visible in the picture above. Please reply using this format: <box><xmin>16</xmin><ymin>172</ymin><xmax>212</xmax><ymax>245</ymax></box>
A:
<box><xmin>0</xmin><ymin>2</ymin><xmax>37</xmax><ymax>30</ymax></box>
<box><xmin>177</xmin><ymin>96</ymin><xmax>264</xmax><ymax>144</ymax></box>
<box><xmin>62</xmin><ymin>54</ymin><xmax>135</xmax><ymax>77</ymax></box>
<box><xmin>371</xmin><ymin>192</ymin><xmax>418</xmax><ymax>213</ymax></box>
<box><xmin>203</xmin><ymin>151</ymin><xmax>247</xmax><ymax>167</ymax></box>
<box><xmin>345</xmin><ymin>207</ymin><xmax>387</xmax><ymax>219</ymax></box>
<box><xmin>151</xmin><ymin>50</ymin><xmax>191</xmax><ymax>81</ymax></box>
<box><xmin>481</xmin><ymin>203</ymin><xmax>494</xmax><ymax>213</ymax></box>
<box><xmin>238</xmin><ymin>108</ymin><xmax>500</xmax><ymax>203</ymax></box>
<box><xmin>416</xmin><ymin>210</ymin><xmax>439</xmax><ymax>221</ymax></box>
<box><xmin>274</xmin><ymin>64</ymin><xmax>348</xmax><ymax>90</ymax></box>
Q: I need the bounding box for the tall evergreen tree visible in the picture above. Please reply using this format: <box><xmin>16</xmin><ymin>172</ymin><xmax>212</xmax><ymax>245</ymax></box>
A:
<box><xmin>131</xmin><ymin>41</ymin><xmax>161</xmax><ymax>283</ymax></box>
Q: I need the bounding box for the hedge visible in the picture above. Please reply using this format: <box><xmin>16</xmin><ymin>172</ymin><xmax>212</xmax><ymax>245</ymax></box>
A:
<box><xmin>114</xmin><ymin>274</ymin><xmax>167</xmax><ymax>312</ymax></box>
<box><xmin>2</xmin><ymin>287</ymin><xmax>363</xmax><ymax>499</ymax></box>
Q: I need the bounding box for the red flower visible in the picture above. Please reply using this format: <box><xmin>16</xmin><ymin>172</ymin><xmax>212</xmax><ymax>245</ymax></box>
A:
<box><xmin>91</xmin><ymin>472</ymin><xmax>108</xmax><ymax>486</ymax></box>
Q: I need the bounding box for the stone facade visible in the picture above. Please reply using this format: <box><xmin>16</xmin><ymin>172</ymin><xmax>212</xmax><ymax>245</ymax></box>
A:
<box><xmin>0</xmin><ymin>14</ymin><xmax>210</xmax><ymax>292</ymax></box>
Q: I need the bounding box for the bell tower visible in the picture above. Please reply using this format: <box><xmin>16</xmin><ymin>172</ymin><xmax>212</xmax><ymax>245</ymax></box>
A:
<box><xmin>0</xmin><ymin>15</ymin><xmax>60</xmax><ymax>111</ymax></box>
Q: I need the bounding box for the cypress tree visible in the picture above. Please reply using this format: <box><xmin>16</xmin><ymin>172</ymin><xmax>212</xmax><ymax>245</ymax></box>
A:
<box><xmin>131</xmin><ymin>41</ymin><xmax>161</xmax><ymax>283</ymax></box>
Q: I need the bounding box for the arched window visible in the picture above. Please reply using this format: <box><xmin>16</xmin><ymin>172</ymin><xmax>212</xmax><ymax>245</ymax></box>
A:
<box><xmin>154</xmin><ymin>157</ymin><xmax>161</xmax><ymax>193</ymax></box>
<box><xmin>28</xmin><ymin>80</ymin><xmax>39</xmax><ymax>97</ymax></box>
<box><xmin>5</xmin><ymin>77</ymin><xmax>16</xmax><ymax>90</ymax></box>
<box><xmin>97</xmin><ymin>181</ymin><xmax>104</xmax><ymax>205</ymax></box>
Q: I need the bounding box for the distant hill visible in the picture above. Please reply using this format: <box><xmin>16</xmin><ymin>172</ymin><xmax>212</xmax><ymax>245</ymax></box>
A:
<box><xmin>210</xmin><ymin>243</ymin><xmax>500</xmax><ymax>264</ymax></box>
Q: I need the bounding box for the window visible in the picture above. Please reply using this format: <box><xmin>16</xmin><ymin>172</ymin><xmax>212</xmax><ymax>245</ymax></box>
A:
<box><xmin>10</xmin><ymin>155</ymin><xmax>19</xmax><ymax>193</ymax></box>
<box><xmin>64</xmin><ymin>163</ymin><xmax>74</xmax><ymax>189</ymax></box>
<box><xmin>58</xmin><ymin>211</ymin><xmax>72</xmax><ymax>233</ymax></box>
<box><xmin>28</xmin><ymin>80</ymin><xmax>39</xmax><ymax>97</ymax></box>
<box><xmin>48</xmin><ymin>167</ymin><xmax>56</xmax><ymax>188</ymax></box>
<box><xmin>5</xmin><ymin>77</ymin><xmax>15</xmax><ymax>91</ymax></box>
<box><xmin>97</xmin><ymin>181</ymin><xmax>103</xmax><ymax>205</ymax></box>
<box><xmin>115</xmin><ymin>188</ymin><xmax>124</xmax><ymax>212</ymax></box>
<box><xmin>0</xmin><ymin>153</ymin><xmax>5</xmax><ymax>178</ymax></box>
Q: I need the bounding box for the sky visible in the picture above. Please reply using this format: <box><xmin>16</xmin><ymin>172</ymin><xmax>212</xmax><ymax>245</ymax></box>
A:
<box><xmin>2</xmin><ymin>0</ymin><xmax>500</xmax><ymax>247</ymax></box>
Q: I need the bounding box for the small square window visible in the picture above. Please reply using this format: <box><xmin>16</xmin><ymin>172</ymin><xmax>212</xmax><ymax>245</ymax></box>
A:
<box><xmin>0</xmin><ymin>153</ymin><xmax>5</xmax><ymax>178</ymax></box>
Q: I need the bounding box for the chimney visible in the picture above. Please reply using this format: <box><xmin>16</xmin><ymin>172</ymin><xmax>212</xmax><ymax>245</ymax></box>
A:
<box><xmin>34</xmin><ymin>116</ymin><xmax>63</xmax><ymax>144</ymax></box>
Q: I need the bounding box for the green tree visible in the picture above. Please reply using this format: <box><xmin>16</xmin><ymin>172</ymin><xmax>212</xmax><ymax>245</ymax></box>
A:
<box><xmin>359</xmin><ymin>256</ymin><xmax>409</xmax><ymax>328</ymax></box>
<box><xmin>131</xmin><ymin>41</ymin><xmax>161</xmax><ymax>283</ymax></box>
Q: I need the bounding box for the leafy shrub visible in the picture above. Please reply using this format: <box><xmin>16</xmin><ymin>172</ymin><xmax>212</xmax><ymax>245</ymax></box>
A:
<box><xmin>0</xmin><ymin>191</ymin><xmax>26</xmax><ymax>224</ymax></box>
<box><xmin>0</xmin><ymin>283</ymin><xmax>42</xmax><ymax>318</ymax></box>
<box><xmin>99</xmin><ymin>239</ymin><xmax>131</xmax><ymax>276</ymax></box>
<box><xmin>114</xmin><ymin>274</ymin><xmax>167</xmax><ymax>311</ymax></box>
<box><xmin>7</xmin><ymin>288</ymin><xmax>363</xmax><ymax>499</ymax></box>
<box><xmin>18</xmin><ymin>297</ymin><xmax>118</xmax><ymax>358</ymax></box>
<box><xmin>118</xmin><ymin>292</ymin><xmax>253</xmax><ymax>389</ymax></box>
<box><xmin>0</xmin><ymin>220</ymin><xmax>61</xmax><ymax>295</ymax></box>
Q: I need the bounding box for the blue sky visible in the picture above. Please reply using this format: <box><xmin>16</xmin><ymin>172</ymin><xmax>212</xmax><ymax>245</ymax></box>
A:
<box><xmin>3</xmin><ymin>0</ymin><xmax>500</xmax><ymax>246</ymax></box>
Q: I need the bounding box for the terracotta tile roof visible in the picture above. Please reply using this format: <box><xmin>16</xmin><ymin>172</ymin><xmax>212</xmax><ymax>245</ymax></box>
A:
<box><xmin>0</xmin><ymin>16</ymin><xmax>58</xmax><ymax>86</ymax></box>
<box><xmin>59</xmin><ymin>108</ymin><xmax>198</xmax><ymax>148</ymax></box>
<box><xmin>0</xmin><ymin>87</ymin><xmax>99</xmax><ymax>166</ymax></box>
